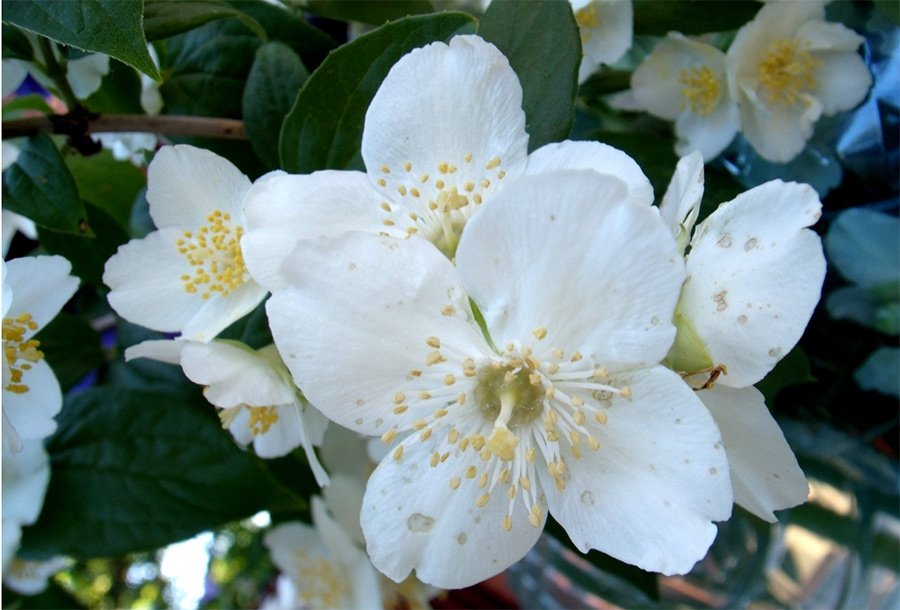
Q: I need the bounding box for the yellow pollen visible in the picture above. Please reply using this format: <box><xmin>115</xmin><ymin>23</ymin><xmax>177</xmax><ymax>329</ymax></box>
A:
<box><xmin>575</xmin><ymin>2</ymin><xmax>600</xmax><ymax>29</ymax></box>
<box><xmin>430</xmin><ymin>452</ymin><xmax>440</xmax><ymax>467</ymax></box>
<box><xmin>449</xmin><ymin>476</ymin><xmax>461</xmax><ymax>490</ymax></box>
<box><xmin>464</xmin><ymin>153</ymin><xmax>473</xmax><ymax>163</ymax></box>
<box><xmin>588</xmin><ymin>436</ymin><xmax>601</xmax><ymax>451</ymax></box>
<box><xmin>412</xmin><ymin>419</ymin><xmax>428</xmax><ymax>430</ymax></box>
<box><xmin>419</xmin><ymin>428</ymin><xmax>432</xmax><ymax>441</ymax></box>
<box><xmin>485</xmin><ymin>157</ymin><xmax>501</xmax><ymax>170</ymax></box>
<box><xmin>404</xmin><ymin>161</ymin><xmax>413</xmax><ymax>171</ymax></box>
<box><xmin>393</xmin><ymin>445</ymin><xmax>404</xmax><ymax>460</ymax></box>
<box><xmin>529</xmin><ymin>504</ymin><xmax>542</xmax><ymax>528</ymax></box>
<box><xmin>473</xmin><ymin>194</ymin><xmax>483</xmax><ymax>204</ymax></box>
<box><xmin>435</xmin><ymin>179</ymin><xmax>445</xmax><ymax>189</ymax></box>
<box><xmin>441</xmin><ymin>305</ymin><xmax>456</xmax><ymax>316</ymax></box>
<box><xmin>381</xmin><ymin>429</ymin><xmax>397</xmax><ymax>444</ymax></box>
<box><xmin>448</xmin><ymin>428</ymin><xmax>459</xmax><ymax>443</ymax></box>
<box><xmin>465</xmin><ymin>465</ymin><xmax>477</xmax><ymax>479</ymax></box>
<box><xmin>570</xmin><ymin>351</ymin><xmax>583</xmax><ymax>362</ymax></box>
<box><xmin>444</xmin><ymin>374</ymin><xmax>456</xmax><ymax>386</ymax></box>
<box><xmin>410</xmin><ymin>188</ymin><xmax>421</xmax><ymax>198</ymax></box>
<box><xmin>758</xmin><ymin>38</ymin><xmax>821</xmax><ymax>106</ymax></box>
<box><xmin>519</xmin><ymin>476</ymin><xmax>531</xmax><ymax>491</ymax></box>
<box><xmin>476</xmin><ymin>493</ymin><xmax>490</xmax><ymax>508</ymax></box>
<box><xmin>532</xmin><ymin>326</ymin><xmax>548</xmax><ymax>340</ymax></box>
<box><xmin>678</xmin><ymin>65</ymin><xmax>721</xmax><ymax>116</ymax></box>
<box><xmin>3</xmin><ymin>313</ymin><xmax>44</xmax><ymax>393</ymax></box>
<box><xmin>480</xmin><ymin>448</ymin><xmax>493</xmax><ymax>461</ymax></box>
<box><xmin>179</xmin><ymin>210</ymin><xmax>248</xmax><ymax>300</ymax></box>
<box><xmin>502</xmin><ymin>515</ymin><xmax>512</xmax><ymax>531</ymax></box>
<box><xmin>464</xmin><ymin>182</ymin><xmax>475</xmax><ymax>192</ymax></box>
<box><xmin>499</xmin><ymin>468</ymin><xmax>510</xmax><ymax>483</ymax></box>
<box><xmin>377</xmin><ymin>178</ymin><xmax>387</xmax><ymax>187</ymax></box>
<box><xmin>409</xmin><ymin>369</ymin><xmax>422</xmax><ymax>377</ymax></box>
<box><xmin>380</xmin><ymin>165</ymin><xmax>391</xmax><ymax>174</ymax></box>
<box><xmin>425</xmin><ymin>352</ymin><xmax>445</xmax><ymax>366</ymax></box>
<box><xmin>393</xmin><ymin>405</ymin><xmax>408</xmax><ymax>414</ymax></box>
<box><xmin>507</xmin><ymin>484</ymin><xmax>517</xmax><ymax>499</ymax></box>
<box><xmin>478</xmin><ymin>472</ymin><xmax>488</xmax><ymax>488</ymax></box>
<box><xmin>486</xmin><ymin>425</ymin><xmax>519</xmax><ymax>461</ymax></box>
<box><xmin>526</xmin><ymin>447</ymin><xmax>536</xmax><ymax>462</ymax></box>
<box><xmin>247</xmin><ymin>406</ymin><xmax>279</xmax><ymax>436</ymax></box>
<box><xmin>393</xmin><ymin>392</ymin><xmax>406</xmax><ymax>404</ymax></box>
<box><xmin>595</xmin><ymin>410</ymin><xmax>608</xmax><ymax>424</ymax></box>
<box><xmin>420</xmin><ymin>174</ymin><xmax>429</xmax><ymax>183</ymax></box>
<box><xmin>293</xmin><ymin>550</ymin><xmax>345</xmax><ymax>607</ymax></box>
<box><xmin>434</xmin><ymin>408</ymin><xmax>449</xmax><ymax>418</ymax></box>
<box><xmin>397</xmin><ymin>185</ymin><xmax>407</xmax><ymax>196</ymax></box>
<box><xmin>619</xmin><ymin>386</ymin><xmax>633</xmax><ymax>399</ymax></box>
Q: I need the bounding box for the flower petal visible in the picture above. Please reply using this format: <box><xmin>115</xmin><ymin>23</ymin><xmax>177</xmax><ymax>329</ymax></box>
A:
<box><xmin>124</xmin><ymin>339</ymin><xmax>186</xmax><ymax>365</ymax></box>
<box><xmin>659</xmin><ymin>151</ymin><xmax>704</xmax><ymax>240</ymax></box>
<box><xmin>682</xmin><ymin>180</ymin><xmax>825</xmax><ymax>387</ymax></box>
<box><xmin>542</xmin><ymin>365</ymin><xmax>732</xmax><ymax>576</ymax></box>
<box><xmin>362</xmin><ymin>35</ymin><xmax>528</xmax><ymax>210</ymax></box>
<box><xmin>242</xmin><ymin>170</ymin><xmax>400</xmax><ymax>291</ymax></box>
<box><xmin>266</xmin><ymin>232</ymin><xmax>490</xmax><ymax>436</ymax></box>
<box><xmin>457</xmin><ymin>170</ymin><xmax>684</xmax><ymax>370</ymax></box>
<box><xmin>674</xmin><ymin>99</ymin><xmax>739</xmax><ymax>162</ymax></box>
<box><xmin>697</xmin><ymin>384</ymin><xmax>807</xmax><ymax>521</ymax></box>
<box><xmin>361</xmin><ymin>432</ymin><xmax>544</xmax><ymax>588</ymax></box>
<box><xmin>3</xmin><ymin>360</ymin><xmax>62</xmax><ymax>443</ymax></box>
<box><xmin>2</xmin><ymin>439</ymin><xmax>50</xmax><ymax>525</ymax></box>
<box><xmin>146</xmin><ymin>145</ymin><xmax>251</xmax><ymax>230</ymax></box>
<box><xmin>4</xmin><ymin>256</ymin><xmax>78</xmax><ymax>335</ymax></box>
<box><xmin>809</xmin><ymin>51</ymin><xmax>872</xmax><ymax>116</ymax></box>
<box><xmin>736</xmin><ymin>84</ymin><xmax>823</xmax><ymax>163</ymax></box>
<box><xmin>575</xmin><ymin>0</ymin><xmax>633</xmax><ymax>82</ymax></box>
<box><xmin>525</xmin><ymin>140</ymin><xmax>653</xmax><ymax>207</ymax></box>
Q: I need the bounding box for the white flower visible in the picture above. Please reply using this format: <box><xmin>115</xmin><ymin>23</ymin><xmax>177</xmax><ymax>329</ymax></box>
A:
<box><xmin>264</xmin><ymin>497</ymin><xmax>382</xmax><ymax>609</ymax></box>
<box><xmin>243</xmin><ymin>35</ymin><xmax>650</xmax><ymax>286</ymax></box>
<box><xmin>96</xmin><ymin>132</ymin><xmax>157</xmax><ymax>166</ymax></box>
<box><xmin>659</xmin><ymin>152</ymin><xmax>823</xmax><ymax>520</ymax></box>
<box><xmin>103</xmin><ymin>145</ymin><xmax>267</xmax><ymax>342</ymax></box>
<box><xmin>264</xmin><ymin>169</ymin><xmax>732</xmax><ymax>587</ymax></box>
<box><xmin>2</xmin><ymin>142</ymin><xmax>37</xmax><ymax>257</ymax></box>
<box><xmin>2</xmin><ymin>256</ymin><xmax>79</xmax><ymax>453</ymax></box>
<box><xmin>571</xmin><ymin>0</ymin><xmax>633</xmax><ymax>82</ymax></box>
<box><xmin>125</xmin><ymin>339</ymin><xmax>329</xmax><ymax>485</ymax></box>
<box><xmin>631</xmin><ymin>33</ymin><xmax>739</xmax><ymax>161</ymax></box>
<box><xmin>727</xmin><ymin>0</ymin><xmax>872</xmax><ymax>163</ymax></box>
<box><xmin>66</xmin><ymin>53</ymin><xmax>110</xmax><ymax>99</ymax></box>
<box><xmin>2</xmin><ymin>440</ymin><xmax>50</xmax><ymax>574</ymax></box>
<box><xmin>4</xmin><ymin>556</ymin><xmax>70</xmax><ymax>595</ymax></box>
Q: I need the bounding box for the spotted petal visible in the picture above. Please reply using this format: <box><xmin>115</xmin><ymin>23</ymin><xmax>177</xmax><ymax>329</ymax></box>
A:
<box><xmin>681</xmin><ymin>180</ymin><xmax>825</xmax><ymax>387</ymax></box>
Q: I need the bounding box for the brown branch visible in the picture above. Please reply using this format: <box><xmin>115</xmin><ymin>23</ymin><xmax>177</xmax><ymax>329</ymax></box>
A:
<box><xmin>3</xmin><ymin>114</ymin><xmax>248</xmax><ymax>141</ymax></box>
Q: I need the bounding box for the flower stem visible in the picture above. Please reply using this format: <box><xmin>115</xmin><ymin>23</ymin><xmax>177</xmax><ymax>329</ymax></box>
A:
<box><xmin>2</xmin><ymin>114</ymin><xmax>248</xmax><ymax>141</ymax></box>
<box><xmin>36</xmin><ymin>36</ymin><xmax>80</xmax><ymax>110</ymax></box>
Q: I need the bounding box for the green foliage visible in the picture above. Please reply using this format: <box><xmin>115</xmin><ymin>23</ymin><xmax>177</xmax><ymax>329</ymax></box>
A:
<box><xmin>633</xmin><ymin>1</ymin><xmax>762</xmax><ymax>36</ymax></box>
<box><xmin>18</xmin><ymin>386</ymin><xmax>290</xmax><ymax>559</ymax></box>
<box><xmin>35</xmin><ymin>313</ymin><xmax>105</xmax><ymax>392</ymax></box>
<box><xmin>2</xmin><ymin>0</ymin><xmax>160</xmax><ymax>79</ymax></box>
<box><xmin>2</xmin><ymin>23</ymin><xmax>34</xmax><ymax>60</ymax></box>
<box><xmin>2</xmin><ymin>135</ymin><xmax>89</xmax><ymax>236</ymax></box>
<box><xmin>242</xmin><ymin>42</ymin><xmax>309</xmax><ymax>170</ymax></box>
<box><xmin>478</xmin><ymin>0</ymin><xmax>581</xmax><ymax>151</ymax></box>
<box><xmin>64</xmin><ymin>149</ymin><xmax>145</xmax><ymax>231</ymax></box>
<box><xmin>143</xmin><ymin>0</ymin><xmax>267</xmax><ymax>41</ymax></box>
<box><xmin>81</xmin><ymin>60</ymin><xmax>145</xmax><ymax>114</ymax></box>
<box><xmin>279</xmin><ymin>12</ymin><xmax>477</xmax><ymax>173</ymax></box>
<box><xmin>305</xmin><ymin>0</ymin><xmax>434</xmax><ymax>25</ymax></box>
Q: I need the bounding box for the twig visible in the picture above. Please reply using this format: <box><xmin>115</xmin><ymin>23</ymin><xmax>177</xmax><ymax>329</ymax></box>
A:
<box><xmin>3</xmin><ymin>114</ymin><xmax>248</xmax><ymax>141</ymax></box>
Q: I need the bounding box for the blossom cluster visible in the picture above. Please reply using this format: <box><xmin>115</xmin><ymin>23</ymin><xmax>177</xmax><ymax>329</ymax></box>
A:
<box><xmin>92</xmin><ymin>34</ymin><xmax>827</xmax><ymax>598</ymax></box>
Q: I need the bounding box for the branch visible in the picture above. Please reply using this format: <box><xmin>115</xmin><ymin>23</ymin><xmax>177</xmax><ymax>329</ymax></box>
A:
<box><xmin>3</xmin><ymin>114</ymin><xmax>248</xmax><ymax>141</ymax></box>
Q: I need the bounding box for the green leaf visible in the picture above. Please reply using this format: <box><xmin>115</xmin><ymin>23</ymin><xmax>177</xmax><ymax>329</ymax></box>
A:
<box><xmin>1</xmin><ymin>93</ymin><xmax>55</xmax><ymax>118</ymax></box>
<box><xmin>579</xmin><ymin>67</ymin><xmax>632</xmax><ymax>98</ymax></box>
<box><xmin>34</xmin><ymin>313</ymin><xmax>104</xmax><ymax>392</ymax></box>
<box><xmin>143</xmin><ymin>0</ymin><xmax>267</xmax><ymax>41</ymax></box>
<box><xmin>590</xmin><ymin>128</ymin><xmax>678</xmax><ymax>197</ymax></box>
<box><xmin>64</xmin><ymin>148</ymin><xmax>145</xmax><ymax>231</ymax></box>
<box><xmin>81</xmin><ymin>59</ymin><xmax>144</xmax><ymax>114</ymax></box>
<box><xmin>18</xmin><ymin>387</ymin><xmax>285</xmax><ymax>559</ymax></box>
<box><xmin>38</xmin><ymin>202</ymin><xmax>130</xmax><ymax>286</ymax></box>
<box><xmin>305</xmin><ymin>0</ymin><xmax>434</xmax><ymax>25</ymax></box>
<box><xmin>756</xmin><ymin>346</ymin><xmax>815</xmax><ymax>405</ymax></box>
<box><xmin>2</xmin><ymin>0</ymin><xmax>160</xmax><ymax>79</ymax></box>
<box><xmin>243</xmin><ymin>42</ymin><xmax>309</xmax><ymax>169</ymax></box>
<box><xmin>2</xmin><ymin>23</ymin><xmax>34</xmax><ymax>60</ymax></box>
<box><xmin>2</xmin><ymin>135</ymin><xmax>88</xmax><ymax>236</ymax></box>
<box><xmin>279</xmin><ymin>12</ymin><xmax>476</xmax><ymax>173</ymax></box>
<box><xmin>478</xmin><ymin>0</ymin><xmax>581</xmax><ymax>151</ymax></box>
<box><xmin>633</xmin><ymin>1</ymin><xmax>762</xmax><ymax>36</ymax></box>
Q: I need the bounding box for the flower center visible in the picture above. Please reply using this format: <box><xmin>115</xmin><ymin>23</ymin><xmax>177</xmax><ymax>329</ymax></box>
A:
<box><xmin>757</xmin><ymin>38</ymin><xmax>821</xmax><ymax>106</ymax></box>
<box><xmin>678</xmin><ymin>65</ymin><xmax>721</xmax><ymax>116</ymax></box>
<box><xmin>375</xmin><ymin>155</ymin><xmax>508</xmax><ymax>259</ymax></box>
<box><xmin>293</xmin><ymin>550</ymin><xmax>345</xmax><ymax>608</ymax></box>
<box><xmin>176</xmin><ymin>209</ymin><xmax>248</xmax><ymax>300</ymax></box>
<box><xmin>3</xmin><ymin>312</ymin><xmax>42</xmax><ymax>395</ymax></box>
<box><xmin>575</xmin><ymin>3</ymin><xmax>601</xmax><ymax>43</ymax></box>
<box><xmin>219</xmin><ymin>405</ymin><xmax>280</xmax><ymax>437</ymax></box>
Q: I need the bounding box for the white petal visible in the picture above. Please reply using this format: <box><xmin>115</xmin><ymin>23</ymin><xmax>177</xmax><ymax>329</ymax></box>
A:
<box><xmin>674</xmin><ymin>99</ymin><xmax>739</xmax><ymax>162</ymax></box>
<box><xmin>811</xmin><ymin>51</ymin><xmax>872</xmax><ymax>116</ymax></box>
<box><xmin>682</xmin><ymin>180</ymin><xmax>825</xmax><ymax>387</ymax></box>
<box><xmin>697</xmin><ymin>384</ymin><xmax>808</xmax><ymax>521</ymax></box>
<box><xmin>66</xmin><ymin>54</ymin><xmax>109</xmax><ymax>99</ymax></box>
<box><xmin>266</xmin><ymin>232</ymin><xmax>489</xmax><ymax>436</ymax></box>
<box><xmin>322</xmin><ymin>474</ymin><xmax>367</xmax><ymax>547</ymax></box>
<box><xmin>2</xmin><ymin>439</ymin><xmax>50</xmax><ymax>525</ymax></box>
<box><xmin>123</xmin><ymin>339</ymin><xmax>187</xmax><ymax>364</ymax></box>
<box><xmin>2</xmin><ymin>59</ymin><xmax>28</xmax><ymax>97</ymax></box>
<box><xmin>362</xmin><ymin>35</ymin><xmax>528</xmax><ymax>209</ymax></box>
<box><xmin>825</xmin><ymin>208</ymin><xmax>900</xmax><ymax>288</ymax></box>
<box><xmin>736</xmin><ymin>84</ymin><xmax>823</xmax><ymax>163</ymax></box>
<box><xmin>265</xmin><ymin>521</ymin><xmax>327</xmax><ymax>573</ymax></box>
<box><xmin>543</xmin><ymin>366</ymin><xmax>732</xmax><ymax>576</ymax></box>
<box><xmin>4</xmin><ymin>256</ymin><xmax>78</xmax><ymax>335</ymax></box>
<box><xmin>360</xmin><ymin>433</ymin><xmax>544</xmax><ymax>588</ymax></box>
<box><xmin>797</xmin><ymin>19</ymin><xmax>865</xmax><ymax>52</ymax></box>
<box><xmin>146</xmin><ymin>145</ymin><xmax>251</xmax><ymax>230</ymax></box>
<box><xmin>179</xmin><ymin>281</ymin><xmax>268</xmax><ymax>342</ymax></box>
<box><xmin>242</xmin><ymin>170</ymin><xmax>398</xmax><ymax>291</ymax></box>
<box><xmin>659</xmin><ymin>151</ymin><xmax>704</xmax><ymax>240</ymax></box>
<box><xmin>457</xmin><ymin>170</ymin><xmax>684</xmax><ymax>370</ymax></box>
<box><xmin>3</xmin><ymin>360</ymin><xmax>62</xmax><ymax>442</ymax></box>
<box><xmin>525</xmin><ymin>140</ymin><xmax>653</xmax><ymax>207</ymax></box>
<box><xmin>575</xmin><ymin>0</ymin><xmax>633</xmax><ymax>81</ymax></box>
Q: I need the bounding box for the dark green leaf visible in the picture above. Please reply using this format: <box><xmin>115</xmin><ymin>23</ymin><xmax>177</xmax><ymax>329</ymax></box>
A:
<box><xmin>590</xmin><ymin>128</ymin><xmax>678</xmax><ymax>197</ymax></box>
<box><xmin>2</xmin><ymin>23</ymin><xmax>34</xmax><ymax>60</ymax></box>
<box><xmin>478</xmin><ymin>0</ymin><xmax>580</xmax><ymax>151</ymax></box>
<box><xmin>217</xmin><ymin>300</ymin><xmax>272</xmax><ymax>350</ymax></box>
<box><xmin>2</xmin><ymin>135</ymin><xmax>88</xmax><ymax>235</ymax></box>
<box><xmin>81</xmin><ymin>59</ymin><xmax>144</xmax><ymax>114</ymax></box>
<box><xmin>128</xmin><ymin>186</ymin><xmax>154</xmax><ymax>238</ymax></box>
<box><xmin>1</xmin><ymin>93</ymin><xmax>55</xmax><ymax>118</ymax></box>
<box><xmin>143</xmin><ymin>0</ymin><xmax>267</xmax><ymax>41</ymax></box>
<box><xmin>64</xmin><ymin>148</ymin><xmax>145</xmax><ymax>231</ymax></box>
<box><xmin>18</xmin><ymin>386</ymin><xmax>285</xmax><ymax>559</ymax></box>
<box><xmin>633</xmin><ymin>1</ymin><xmax>762</xmax><ymax>36</ymax></box>
<box><xmin>579</xmin><ymin>67</ymin><xmax>632</xmax><ymax>98</ymax></box>
<box><xmin>305</xmin><ymin>0</ymin><xmax>434</xmax><ymax>25</ymax></box>
<box><xmin>243</xmin><ymin>42</ymin><xmax>309</xmax><ymax>169</ymax></box>
<box><xmin>756</xmin><ymin>347</ymin><xmax>815</xmax><ymax>406</ymax></box>
<box><xmin>38</xmin><ymin>202</ymin><xmax>129</xmax><ymax>286</ymax></box>
<box><xmin>2</xmin><ymin>0</ymin><xmax>160</xmax><ymax>79</ymax></box>
<box><xmin>34</xmin><ymin>313</ymin><xmax>104</xmax><ymax>392</ymax></box>
<box><xmin>105</xmin><ymin>321</ymin><xmax>197</xmax><ymax>395</ymax></box>
<box><xmin>279</xmin><ymin>12</ymin><xmax>476</xmax><ymax>173</ymax></box>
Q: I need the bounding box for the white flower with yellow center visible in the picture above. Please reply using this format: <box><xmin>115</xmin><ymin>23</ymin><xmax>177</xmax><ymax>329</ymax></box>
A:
<box><xmin>2</xmin><ymin>256</ymin><xmax>79</xmax><ymax>454</ymax></box>
<box><xmin>125</xmin><ymin>339</ymin><xmax>329</xmax><ymax>485</ymax></box>
<box><xmin>264</xmin><ymin>169</ymin><xmax>733</xmax><ymax>588</ymax></box>
<box><xmin>571</xmin><ymin>0</ymin><xmax>633</xmax><ymax>83</ymax></box>
<box><xmin>243</xmin><ymin>35</ymin><xmax>651</xmax><ymax>287</ymax></box>
<box><xmin>103</xmin><ymin>145</ymin><xmax>267</xmax><ymax>342</ymax></box>
<box><xmin>630</xmin><ymin>33</ymin><xmax>739</xmax><ymax>161</ymax></box>
<box><xmin>727</xmin><ymin>0</ymin><xmax>872</xmax><ymax>163</ymax></box>
<box><xmin>660</xmin><ymin>152</ymin><xmax>825</xmax><ymax>520</ymax></box>
<box><xmin>2</xmin><ymin>439</ymin><xmax>50</xmax><ymax>575</ymax></box>
<box><xmin>264</xmin><ymin>497</ymin><xmax>382</xmax><ymax>610</ymax></box>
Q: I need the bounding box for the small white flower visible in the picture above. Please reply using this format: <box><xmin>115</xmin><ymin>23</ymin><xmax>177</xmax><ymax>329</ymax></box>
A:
<box><xmin>264</xmin><ymin>497</ymin><xmax>382</xmax><ymax>609</ymax></box>
<box><xmin>4</xmin><ymin>556</ymin><xmax>70</xmax><ymax>595</ymax></box>
<box><xmin>2</xmin><ymin>256</ymin><xmax>79</xmax><ymax>453</ymax></box>
<box><xmin>2</xmin><ymin>142</ymin><xmax>37</xmax><ymax>256</ymax></box>
<box><xmin>125</xmin><ymin>339</ymin><xmax>329</xmax><ymax>485</ymax></box>
<box><xmin>2</xmin><ymin>440</ymin><xmax>50</xmax><ymax>574</ymax></box>
<box><xmin>571</xmin><ymin>0</ymin><xmax>633</xmax><ymax>82</ymax></box>
<box><xmin>243</xmin><ymin>35</ymin><xmax>649</xmax><ymax>287</ymax></box>
<box><xmin>96</xmin><ymin>132</ymin><xmax>157</xmax><ymax>166</ymax></box>
<box><xmin>660</xmin><ymin>152</ymin><xmax>823</xmax><ymax>520</ymax></box>
<box><xmin>631</xmin><ymin>33</ymin><xmax>739</xmax><ymax>161</ymax></box>
<box><xmin>727</xmin><ymin>0</ymin><xmax>873</xmax><ymax>163</ymax></box>
<box><xmin>103</xmin><ymin>145</ymin><xmax>267</xmax><ymax>342</ymax></box>
<box><xmin>264</xmin><ymin>169</ymin><xmax>732</xmax><ymax>587</ymax></box>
